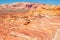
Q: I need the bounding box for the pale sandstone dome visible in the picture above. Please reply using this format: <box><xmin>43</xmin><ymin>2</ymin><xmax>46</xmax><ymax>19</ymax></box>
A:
<box><xmin>0</xmin><ymin>2</ymin><xmax>60</xmax><ymax>40</ymax></box>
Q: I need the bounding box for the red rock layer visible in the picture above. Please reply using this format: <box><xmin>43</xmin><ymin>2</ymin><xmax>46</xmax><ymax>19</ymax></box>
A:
<box><xmin>0</xmin><ymin>2</ymin><xmax>60</xmax><ymax>40</ymax></box>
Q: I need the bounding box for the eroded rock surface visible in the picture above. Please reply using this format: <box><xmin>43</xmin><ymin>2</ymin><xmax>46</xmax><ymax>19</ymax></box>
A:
<box><xmin>0</xmin><ymin>2</ymin><xmax>60</xmax><ymax>40</ymax></box>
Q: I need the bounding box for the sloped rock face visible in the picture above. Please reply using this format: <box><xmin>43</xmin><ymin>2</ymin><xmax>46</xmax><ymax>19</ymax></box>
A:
<box><xmin>0</xmin><ymin>2</ymin><xmax>60</xmax><ymax>40</ymax></box>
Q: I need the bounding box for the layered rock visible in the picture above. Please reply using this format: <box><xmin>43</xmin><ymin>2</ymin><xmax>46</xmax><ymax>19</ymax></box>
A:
<box><xmin>0</xmin><ymin>2</ymin><xmax>60</xmax><ymax>40</ymax></box>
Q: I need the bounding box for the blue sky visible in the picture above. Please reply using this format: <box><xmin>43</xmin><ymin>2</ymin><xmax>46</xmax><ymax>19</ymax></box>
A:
<box><xmin>0</xmin><ymin>0</ymin><xmax>60</xmax><ymax>5</ymax></box>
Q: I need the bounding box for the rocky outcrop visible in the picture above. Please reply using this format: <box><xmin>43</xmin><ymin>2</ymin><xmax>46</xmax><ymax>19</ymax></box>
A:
<box><xmin>0</xmin><ymin>2</ymin><xmax>60</xmax><ymax>40</ymax></box>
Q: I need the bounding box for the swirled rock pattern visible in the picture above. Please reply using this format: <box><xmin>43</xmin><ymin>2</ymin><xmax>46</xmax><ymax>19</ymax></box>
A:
<box><xmin>0</xmin><ymin>2</ymin><xmax>60</xmax><ymax>40</ymax></box>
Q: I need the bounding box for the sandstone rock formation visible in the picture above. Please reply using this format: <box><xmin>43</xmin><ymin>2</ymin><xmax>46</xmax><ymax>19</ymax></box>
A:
<box><xmin>0</xmin><ymin>2</ymin><xmax>60</xmax><ymax>40</ymax></box>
